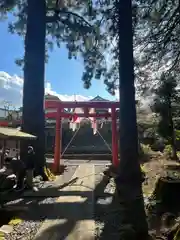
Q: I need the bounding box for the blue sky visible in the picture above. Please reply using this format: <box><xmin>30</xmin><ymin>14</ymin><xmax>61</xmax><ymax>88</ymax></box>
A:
<box><xmin>0</xmin><ymin>17</ymin><xmax>116</xmax><ymax>107</ymax></box>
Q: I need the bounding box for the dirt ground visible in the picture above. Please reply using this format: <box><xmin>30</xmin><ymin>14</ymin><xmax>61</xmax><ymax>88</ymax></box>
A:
<box><xmin>142</xmin><ymin>152</ymin><xmax>168</xmax><ymax>197</ymax></box>
<box><xmin>142</xmin><ymin>152</ymin><xmax>180</xmax><ymax>196</ymax></box>
<box><xmin>141</xmin><ymin>152</ymin><xmax>180</xmax><ymax>239</ymax></box>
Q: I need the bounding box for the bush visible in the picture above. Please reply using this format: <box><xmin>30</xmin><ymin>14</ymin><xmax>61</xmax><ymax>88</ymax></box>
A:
<box><xmin>138</xmin><ymin>144</ymin><xmax>152</xmax><ymax>162</ymax></box>
<box><xmin>151</xmin><ymin>137</ymin><xmax>166</xmax><ymax>152</ymax></box>
<box><xmin>164</xmin><ymin>145</ymin><xmax>172</xmax><ymax>158</ymax></box>
<box><xmin>141</xmin><ymin>144</ymin><xmax>152</xmax><ymax>154</ymax></box>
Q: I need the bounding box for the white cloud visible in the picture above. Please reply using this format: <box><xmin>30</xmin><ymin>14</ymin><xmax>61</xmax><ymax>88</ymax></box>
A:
<box><xmin>44</xmin><ymin>81</ymin><xmax>92</xmax><ymax>102</ymax></box>
<box><xmin>0</xmin><ymin>71</ymin><xmax>156</xmax><ymax>117</ymax></box>
<box><xmin>0</xmin><ymin>71</ymin><xmax>93</xmax><ymax>108</ymax></box>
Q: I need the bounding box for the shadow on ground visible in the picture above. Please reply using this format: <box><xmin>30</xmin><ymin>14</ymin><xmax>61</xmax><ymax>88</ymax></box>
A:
<box><xmin>165</xmin><ymin>164</ymin><xmax>180</xmax><ymax>172</ymax></box>
<box><xmin>2</xmin><ymin>172</ymin><xmax>121</xmax><ymax>239</ymax></box>
<box><xmin>94</xmin><ymin>175</ymin><xmax>121</xmax><ymax>240</ymax></box>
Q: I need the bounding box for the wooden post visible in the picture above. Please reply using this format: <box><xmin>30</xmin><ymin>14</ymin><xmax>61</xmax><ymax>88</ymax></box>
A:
<box><xmin>1</xmin><ymin>140</ymin><xmax>6</xmax><ymax>167</ymax></box>
<box><xmin>16</xmin><ymin>140</ymin><xmax>19</xmax><ymax>159</ymax></box>
<box><xmin>53</xmin><ymin>107</ymin><xmax>62</xmax><ymax>173</ymax></box>
<box><xmin>111</xmin><ymin>107</ymin><xmax>118</xmax><ymax>167</ymax></box>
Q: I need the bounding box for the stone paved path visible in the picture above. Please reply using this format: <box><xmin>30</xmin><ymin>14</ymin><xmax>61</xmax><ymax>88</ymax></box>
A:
<box><xmin>34</xmin><ymin>164</ymin><xmax>95</xmax><ymax>240</ymax></box>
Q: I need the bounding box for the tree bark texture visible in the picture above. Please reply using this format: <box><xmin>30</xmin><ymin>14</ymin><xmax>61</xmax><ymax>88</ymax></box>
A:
<box><xmin>22</xmin><ymin>0</ymin><xmax>46</xmax><ymax>175</ymax></box>
<box><xmin>168</xmin><ymin>102</ymin><xmax>178</xmax><ymax>160</ymax></box>
<box><xmin>117</xmin><ymin>0</ymin><xmax>149</xmax><ymax>238</ymax></box>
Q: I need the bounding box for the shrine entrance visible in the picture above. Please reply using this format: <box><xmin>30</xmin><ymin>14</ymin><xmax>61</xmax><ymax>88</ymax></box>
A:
<box><xmin>61</xmin><ymin>118</ymin><xmax>112</xmax><ymax>159</ymax></box>
<box><xmin>45</xmin><ymin>100</ymin><xmax>119</xmax><ymax>172</ymax></box>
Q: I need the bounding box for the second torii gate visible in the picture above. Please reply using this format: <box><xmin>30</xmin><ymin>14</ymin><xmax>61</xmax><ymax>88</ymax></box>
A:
<box><xmin>45</xmin><ymin>100</ymin><xmax>119</xmax><ymax>172</ymax></box>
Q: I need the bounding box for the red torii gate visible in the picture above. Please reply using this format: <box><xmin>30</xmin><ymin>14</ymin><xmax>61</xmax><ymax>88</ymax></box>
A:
<box><xmin>45</xmin><ymin>100</ymin><xmax>119</xmax><ymax>172</ymax></box>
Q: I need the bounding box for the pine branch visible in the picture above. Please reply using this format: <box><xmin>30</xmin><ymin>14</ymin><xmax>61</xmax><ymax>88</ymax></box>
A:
<box><xmin>46</xmin><ymin>8</ymin><xmax>93</xmax><ymax>28</ymax></box>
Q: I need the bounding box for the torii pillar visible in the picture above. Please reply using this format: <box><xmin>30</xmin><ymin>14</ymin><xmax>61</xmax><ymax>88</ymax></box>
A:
<box><xmin>111</xmin><ymin>106</ymin><xmax>119</xmax><ymax>166</ymax></box>
<box><xmin>53</xmin><ymin>107</ymin><xmax>62</xmax><ymax>172</ymax></box>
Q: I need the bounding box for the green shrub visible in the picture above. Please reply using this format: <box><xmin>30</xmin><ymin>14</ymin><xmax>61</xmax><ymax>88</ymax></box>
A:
<box><xmin>177</xmin><ymin>151</ymin><xmax>180</xmax><ymax>158</ymax></box>
<box><xmin>141</xmin><ymin>144</ymin><xmax>152</xmax><ymax>154</ymax></box>
<box><xmin>164</xmin><ymin>144</ymin><xmax>172</xmax><ymax>158</ymax></box>
<box><xmin>138</xmin><ymin>144</ymin><xmax>152</xmax><ymax>162</ymax></box>
<box><xmin>176</xmin><ymin>129</ymin><xmax>180</xmax><ymax>141</ymax></box>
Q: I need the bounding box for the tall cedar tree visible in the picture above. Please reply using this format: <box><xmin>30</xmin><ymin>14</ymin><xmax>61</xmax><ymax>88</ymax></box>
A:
<box><xmin>153</xmin><ymin>73</ymin><xmax>179</xmax><ymax>160</ymax></box>
<box><xmin>116</xmin><ymin>1</ymin><xmax>148</xmax><ymax>239</ymax></box>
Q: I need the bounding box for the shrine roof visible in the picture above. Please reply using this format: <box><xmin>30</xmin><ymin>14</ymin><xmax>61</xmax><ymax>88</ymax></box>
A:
<box><xmin>45</xmin><ymin>94</ymin><xmax>110</xmax><ymax>103</ymax></box>
<box><xmin>89</xmin><ymin>95</ymin><xmax>109</xmax><ymax>102</ymax></box>
<box><xmin>45</xmin><ymin>94</ymin><xmax>60</xmax><ymax>101</ymax></box>
<box><xmin>0</xmin><ymin>127</ymin><xmax>36</xmax><ymax>140</ymax></box>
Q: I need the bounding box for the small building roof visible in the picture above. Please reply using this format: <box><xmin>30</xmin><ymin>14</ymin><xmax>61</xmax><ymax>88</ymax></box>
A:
<box><xmin>45</xmin><ymin>94</ymin><xmax>60</xmax><ymax>101</ymax></box>
<box><xmin>0</xmin><ymin>127</ymin><xmax>37</xmax><ymax>140</ymax></box>
<box><xmin>89</xmin><ymin>95</ymin><xmax>109</xmax><ymax>102</ymax></box>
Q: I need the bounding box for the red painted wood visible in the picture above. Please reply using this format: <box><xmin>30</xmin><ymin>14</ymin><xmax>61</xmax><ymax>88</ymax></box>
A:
<box><xmin>0</xmin><ymin>121</ymin><xmax>9</xmax><ymax>126</ymax></box>
<box><xmin>45</xmin><ymin>112</ymin><xmax>111</xmax><ymax>119</ymax></box>
<box><xmin>111</xmin><ymin>107</ymin><xmax>119</xmax><ymax>167</ymax></box>
<box><xmin>53</xmin><ymin>108</ymin><xmax>62</xmax><ymax>172</ymax></box>
<box><xmin>0</xmin><ymin>120</ymin><xmax>22</xmax><ymax>126</ymax></box>
<box><xmin>45</xmin><ymin>100</ymin><xmax>120</xmax><ymax>109</ymax></box>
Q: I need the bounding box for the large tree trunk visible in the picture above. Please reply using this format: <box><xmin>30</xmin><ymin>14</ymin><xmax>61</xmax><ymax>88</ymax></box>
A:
<box><xmin>22</xmin><ymin>0</ymin><xmax>46</xmax><ymax>176</ymax></box>
<box><xmin>116</xmin><ymin>0</ymin><xmax>148</xmax><ymax>239</ymax></box>
<box><xmin>169</xmin><ymin>102</ymin><xmax>178</xmax><ymax>160</ymax></box>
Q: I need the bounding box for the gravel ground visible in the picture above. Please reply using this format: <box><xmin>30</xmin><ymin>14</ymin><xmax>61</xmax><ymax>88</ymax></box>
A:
<box><xmin>1</xmin><ymin>164</ymin><xmax>119</xmax><ymax>239</ymax></box>
<box><xmin>2</xmin><ymin>165</ymin><xmax>78</xmax><ymax>240</ymax></box>
<box><xmin>4</xmin><ymin>197</ymin><xmax>54</xmax><ymax>240</ymax></box>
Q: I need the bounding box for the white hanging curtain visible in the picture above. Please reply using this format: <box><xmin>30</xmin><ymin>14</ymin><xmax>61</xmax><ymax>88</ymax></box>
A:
<box><xmin>69</xmin><ymin>121</ymin><xmax>77</xmax><ymax>131</ymax></box>
<box><xmin>89</xmin><ymin>108</ymin><xmax>98</xmax><ymax>135</ymax></box>
<box><xmin>100</xmin><ymin>119</ymin><xmax>104</xmax><ymax>129</ymax></box>
<box><xmin>69</xmin><ymin>107</ymin><xmax>83</xmax><ymax>131</ymax></box>
<box><xmin>93</xmin><ymin>120</ymin><xmax>98</xmax><ymax>135</ymax></box>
